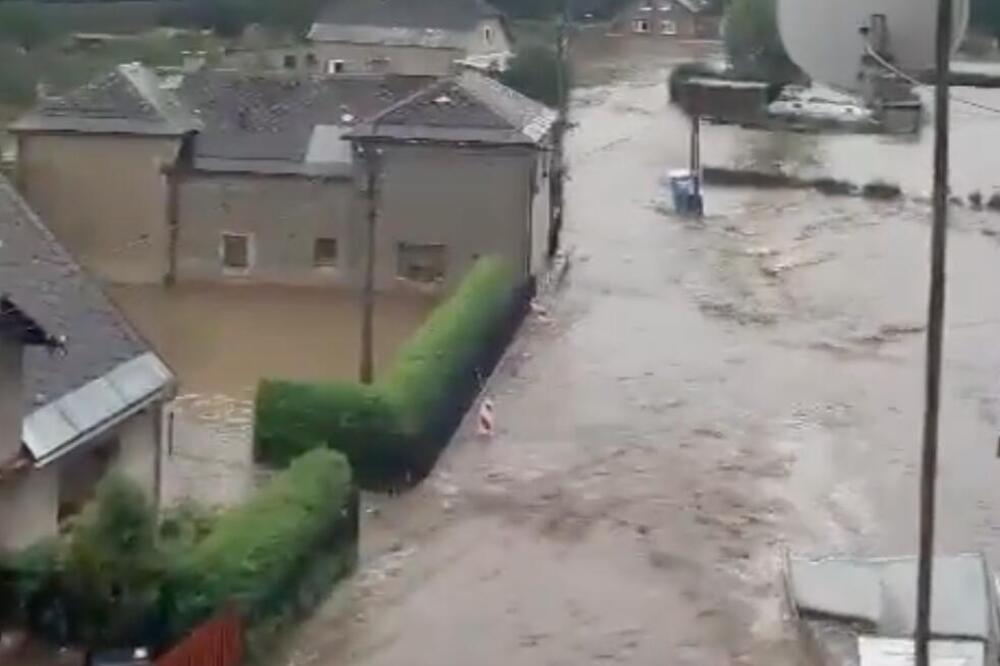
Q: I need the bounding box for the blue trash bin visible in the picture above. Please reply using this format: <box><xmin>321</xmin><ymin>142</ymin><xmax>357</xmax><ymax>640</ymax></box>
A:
<box><xmin>667</xmin><ymin>169</ymin><xmax>703</xmax><ymax>216</ymax></box>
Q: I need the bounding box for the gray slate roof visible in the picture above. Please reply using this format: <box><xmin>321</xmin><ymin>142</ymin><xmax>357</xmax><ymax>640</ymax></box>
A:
<box><xmin>0</xmin><ymin>177</ymin><xmax>173</xmax><ymax>462</ymax></box>
<box><xmin>11</xmin><ymin>63</ymin><xmax>200</xmax><ymax>135</ymax></box>
<box><xmin>309</xmin><ymin>0</ymin><xmax>502</xmax><ymax>47</ymax></box>
<box><xmin>347</xmin><ymin>70</ymin><xmax>556</xmax><ymax>145</ymax></box>
<box><xmin>176</xmin><ymin>71</ymin><xmax>434</xmax><ymax>175</ymax></box>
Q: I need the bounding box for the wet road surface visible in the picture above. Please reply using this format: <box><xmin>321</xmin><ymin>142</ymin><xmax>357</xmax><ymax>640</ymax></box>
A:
<box><xmin>286</xmin><ymin>47</ymin><xmax>1000</xmax><ymax>664</ymax></box>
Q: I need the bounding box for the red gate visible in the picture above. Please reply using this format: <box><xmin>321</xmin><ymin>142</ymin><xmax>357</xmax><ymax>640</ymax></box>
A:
<box><xmin>156</xmin><ymin>610</ymin><xmax>243</xmax><ymax>666</ymax></box>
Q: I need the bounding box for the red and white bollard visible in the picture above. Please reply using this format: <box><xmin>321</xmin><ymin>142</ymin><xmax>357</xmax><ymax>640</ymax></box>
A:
<box><xmin>477</xmin><ymin>398</ymin><xmax>495</xmax><ymax>438</ymax></box>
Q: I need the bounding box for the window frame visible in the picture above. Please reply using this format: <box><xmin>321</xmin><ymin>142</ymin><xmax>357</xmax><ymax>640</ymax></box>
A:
<box><xmin>220</xmin><ymin>232</ymin><xmax>253</xmax><ymax>273</ymax></box>
<box><xmin>396</xmin><ymin>242</ymin><xmax>447</xmax><ymax>284</ymax></box>
<box><xmin>660</xmin><ymin>19</ymin><xmax>677</xmax><ymax>35</ymax></box>
<box><xmin>312</xmin><ymin>237</ymin><xmax>339</xmax><ymax>269</ymax></box>
<box><xmin>633</xmin><ymin>18</ymin><xmax>651</xmax><ymax>32</ymax></box>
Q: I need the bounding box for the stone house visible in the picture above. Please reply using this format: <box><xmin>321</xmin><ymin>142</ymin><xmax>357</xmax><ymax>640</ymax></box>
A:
<box><xmin>0</xmin><ymin>177</ymin><xmax>174</xmax><ymax>551</ymax></box>
<box><xmin>307</xmin><ymin>0</ymin><xmax>513</xmax><ymax>75</ymax></box>
<box><xmin>11</xmin><ymin>64</ymin><xmax>555</xmax><ymax>292</ymax></box>
<box><xmin>616</xmin><ymin>0</ymin><xmax>721</xmax><ymax>39</ymax></box>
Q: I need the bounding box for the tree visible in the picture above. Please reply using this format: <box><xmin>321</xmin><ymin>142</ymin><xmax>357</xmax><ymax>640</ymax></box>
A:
<box><xmin>971</xmin><ymin>0</ymin><xmax>1000</xmax><ymax>37</ymax></box>
<box><xmin>500</xmin><ymin>45</ymin><xmax>570</xmax><ymax>108</ymax></box>
<box><xmin>62</xmin><ymin>475</ymin><xmax>165</xmax><ymax>649</ymax></box>
<box><xmin>723</xmin><ymin>0</ymin><xmax>797</xmax><ymax>82</ymax></box>
<box><xmin>0</xmin><ymin>3</ymin><xmax>53</xmax><ymax>52</ymax></box>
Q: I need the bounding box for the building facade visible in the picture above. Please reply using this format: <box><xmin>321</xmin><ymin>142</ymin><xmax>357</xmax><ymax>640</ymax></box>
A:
<box><xmin>12</xmin><ymin>66</ymin><xmax>554</xmax><ymax>293</ymax></box>
<box><xmin>307</xmin><ymin>0</ymin><xmax>513</xmax><ymax>76</ymax></box>
<box><xmin>617</xmin><ymin>0</ymin><xmax>721</xmax><ymax>39</ymax></box>
<box><xmin>0</xmin><ymin>178</ymin><xmax>173</xmax><ymax>551</ymax></box>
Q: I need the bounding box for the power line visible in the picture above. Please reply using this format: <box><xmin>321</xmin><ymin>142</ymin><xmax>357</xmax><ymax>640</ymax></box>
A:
<box><xmin>865</xmin><ymin>45</ymin><xmax>1000</xmax><ymax>116</ymax></box>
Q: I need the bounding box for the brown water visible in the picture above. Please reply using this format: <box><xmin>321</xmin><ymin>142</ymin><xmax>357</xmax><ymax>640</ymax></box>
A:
<box><xmin>107</xmin><ymin>283</ymin><xmax>433</xmax><ymax>508</ymax></box>
<box><xmin>109</xmin><ymin>283</ymin><xmax>434</xmax><ymax>398</ymax></box>
<box><xmin>283</xmin><ymin>38</ymin><xmax>1000</xmax><ymax>666</ymax></box>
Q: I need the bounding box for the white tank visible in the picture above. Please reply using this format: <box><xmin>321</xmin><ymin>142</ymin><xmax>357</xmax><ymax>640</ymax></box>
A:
<box><xmin>777</xmin><ymin>0</ymin><xmax>970</xmax><ymax>92</ymax></box>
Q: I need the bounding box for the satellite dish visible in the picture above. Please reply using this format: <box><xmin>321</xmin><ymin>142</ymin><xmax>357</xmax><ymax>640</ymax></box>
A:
<box><xmin>778</xmin><ymin>0</ymin><xmax>970</xmax><ymax>92</ymax></box>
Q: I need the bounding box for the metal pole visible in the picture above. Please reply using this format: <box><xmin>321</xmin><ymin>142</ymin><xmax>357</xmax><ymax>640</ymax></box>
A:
<box><xmin>915</xmin><ymin>0</ymin><xmax>953</xmax><ymax>664</ymax></box>
<box><xmin>359</xmin><ymin>143</ymin><xmax>378</xmax><ymax>385</ymax></box>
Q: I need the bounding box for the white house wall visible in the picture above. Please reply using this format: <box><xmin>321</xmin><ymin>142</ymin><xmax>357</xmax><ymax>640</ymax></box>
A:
<box><xmin>111</xmin><ymin>407</ymin><xmax>161</xmax><ymax>505</ymax></box>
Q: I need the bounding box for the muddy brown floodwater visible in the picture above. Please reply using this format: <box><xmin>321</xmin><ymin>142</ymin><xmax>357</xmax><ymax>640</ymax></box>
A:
<box><xmin>284</xmin><ymin>39</ymin><xmax>1000</xmax><ymax>666</ymax></box>
<box><xmin>107</xmin><ymin>283</ymin><xmax>433</xmax><ymax>507</ymax></box>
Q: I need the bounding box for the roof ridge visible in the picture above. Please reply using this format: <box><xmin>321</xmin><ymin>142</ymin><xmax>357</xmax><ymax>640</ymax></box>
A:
<box><xmin>455</xmin><ymin>70</ymin><xmax>541</xmax><ymax>129</ymax></box>
<box><xmin>359</xmin><ymin>76</ymin><xmax>455</xmax><ymax>129</ymax></box>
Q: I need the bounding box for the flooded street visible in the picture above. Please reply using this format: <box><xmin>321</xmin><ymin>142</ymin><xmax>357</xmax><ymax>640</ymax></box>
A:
<box><xmin>285</xmin><ymin>42</ymin><xmax>1000</xmax><ymax>665</ymax></box>
<box><xmin>107</xmin><ymin>283</ymin><xmax>433</xmax><ymax>507</ymax></box>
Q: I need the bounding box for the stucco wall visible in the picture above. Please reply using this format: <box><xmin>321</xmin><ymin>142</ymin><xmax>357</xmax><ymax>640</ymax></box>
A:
<box><xmin>465</xmin><ymin>18</ymin><xmax>513</xmax><ymax>62</ymax></box>
<box><xmin>17</xmin><ymin>132</ymin><xmax>182</xmax><ymax>284</ymax></box>
<box><xmin>620</xmin><ymin>0</ymin><xmax>699</xmax><ymax>37</ymax></box>
<box><xmin>175</xmin><ymin>172</ymin><xmax>355</xmax><ymax>286</ymax></box>
<box><xmin>369</xmin><ymin>143</ymin><xmax>535</xmax><ymax>291</ymax></box>
<box><xmin>0</xmin><ymin>465</ymin><xmax>58</xmax><ymax>550</ymax></box>
<box><xmin>311</xmin><ymin>41</ymin><xmax>462</xmax><ymax>75</ymax></box>
<box><xmin>529</xmin><ymin>152</ymin><xmax>552</xmax><ymax>274</ymax></box>
<box><xmin>0</xmin><ymin>336</ymin><xmax>22</xmax><ymax>464</ymax></box>
<box><xmin>112</xmin><ymin>406</ymin><xmax>161</xmax><ymax>505</ymax></box>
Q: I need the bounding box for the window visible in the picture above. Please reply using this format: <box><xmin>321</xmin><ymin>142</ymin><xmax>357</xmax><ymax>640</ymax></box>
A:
<box><xmin>327</xmin><ymin>59</ymin><xmax>345</xmax><ymax>74</ymax></box>
<box><xmin>283</xmin><ymin>54</ymin><xmax>297</xmax><ymax>70</ymax></box>
<box><xmin>633</xmin><ymin>18</ymin><xmax>651</xmax><ymax>32</ymax></box>
<box><xmin>368</xmin><ymin>56</ymin><xmax>391</xmax><ymax>72</ymax></box>
<box><xmin>306</xmin><ymin>52</ymin><xmax>318</xmax><ymax>68</ymax></box>
<box><xmin>397</xmin><ymin>243</ymin><xmax>446</xmax><ymax>283</ymax></box>
<box><xmin>484</xmin><ymin>25</ymin><xmax>494</xmax><ymax>44</ymax></box>
<box><xmin>659</xmin><ymin>1</ymin><xmax>672</xmax><ymax>10</ymax></box>
<box><xmin>639</xmin><ymin>3</ymin><xmax>653</xmax><ymax>10</ymax></box>
<box><xmin>313</xmin><ymin>237</ymin><xmax>338</xmax><ymax>268</ymax></box>
<box><xmin>221</xmin><ymin>233</ymin><xmax>251</xmax><ymax>271</ymax></box>
<box><xmin>660</xmin><ymin>20</ymin><xmax>677</xmax><ymax>34</ymax></box>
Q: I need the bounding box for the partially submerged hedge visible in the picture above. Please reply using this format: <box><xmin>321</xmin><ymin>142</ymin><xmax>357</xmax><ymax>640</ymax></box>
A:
<box><xmin>167</xmin><ymin>448</ymin><xmax>358</xmax><ymax>634</ymax></box>
<box><xmin>255</xmin><ymin>257</ymin><xmax>527</xmax><ymax>484</ymax></box>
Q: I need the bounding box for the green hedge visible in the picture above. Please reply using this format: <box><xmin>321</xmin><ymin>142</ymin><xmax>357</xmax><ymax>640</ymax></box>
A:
<box><xmin>167</xmin><ymin>448</ymin><xmax>358</xmax><ymax>634</ymax></box>
<box><xmin>255</xmin><ymin>257</ymin><xmax>526</xmax><ymax>485</ymax></box>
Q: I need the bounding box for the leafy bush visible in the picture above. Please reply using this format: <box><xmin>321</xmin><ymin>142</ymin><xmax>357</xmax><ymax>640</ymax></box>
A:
<box><xmin>167</xmin><ymin>449</ymin><xmax>357</xmax><ymax>634</ymax></box>
<box><xmin>61</xmin><ymin>475</ymin><xmax>165</xmax><ymax>649</ymax></box>
<box><xmin>0</xmin><ymin>539</ymin><xmax>61</xmax><ymax>631</ymax></box>
<box><xmin>255</xmin><ymin>258</ymin><xmax>525</xmax><ymax>485</ymax></box>
<box><xmin>255</xmin><ymin>380</ymin><xmax>402</xmax><ymax>473</ymax></box>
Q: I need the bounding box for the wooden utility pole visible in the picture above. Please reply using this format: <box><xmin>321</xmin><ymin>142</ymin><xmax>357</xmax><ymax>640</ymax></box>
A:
<box><xmin>689</xmin><ymin>113</ymin><xmax>702</xmax><ymax>215</ymax></box>
<box><xmin>915</xmin><ymin>0</ymin><xmax>953</xmax><ymax>664</ymax></box>
<box><xmin>359</xmin><ymin>143</ymin><xmax>379</xmax><ymax>385</ymax></box>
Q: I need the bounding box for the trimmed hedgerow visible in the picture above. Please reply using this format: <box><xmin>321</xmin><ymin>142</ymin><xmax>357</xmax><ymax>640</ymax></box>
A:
<box><xmin>254</xmin><ymin>380</ymin><xmax>402</xmax><ymax>472</ymax></box>
<box><xmin>166</xmin><ymin>449</ymin><xmax>358</xmax><ymax>635</ymax></box>
<box><xmin>254</xmin><ymin>257</ymin><xmax>528</xmax><ymax>485</ymax></box>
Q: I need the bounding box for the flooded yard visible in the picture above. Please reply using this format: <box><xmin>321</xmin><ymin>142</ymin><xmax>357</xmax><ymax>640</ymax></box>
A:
<box><xmin>282</xmin><ymin>37</ymin><xmax>1000</xmax><ymax>666</ymax></box>
<box><xmin>106</xmin><ymin>283</ymin><xmax>434</xmax><ymax>507</ymax></box>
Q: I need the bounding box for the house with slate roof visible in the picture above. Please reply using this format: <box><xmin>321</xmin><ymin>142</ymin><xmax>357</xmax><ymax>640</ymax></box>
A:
<box><xmin>307</xmin><ymin>0</ymin><xmax>513</xmax><ymax>76</ymax></box>
<box><xmin>12</xmin><ymin>64</ymin><xmax>555</xmax><ymax>291</ymax></box>
<box><xmin>615</xmin><ymin>0</ymin><xmax>721</xmax><ymax>39</ymax></box>
<box><xmin>0</xmin><ymin>177</ymin><xmax>174</xmax><ymax>550</ymax></box>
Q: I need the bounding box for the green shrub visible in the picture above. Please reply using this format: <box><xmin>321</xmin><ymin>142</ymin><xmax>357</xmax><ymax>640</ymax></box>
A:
<box><xmin>383</xmin><ymin>257</ymin><xmax>516</xmax><ymax>442</ymax></box>
<box><xmin>167</xmin><ymin>449</ymin><xmax>357</xmax><ymax>634</ymax></box>
<box><xmin>254</xmin><ymin>258</ymin><xmax>523</xmax><ymax>485</ymax></box>
<box><xmin>255</xmin><ymin>379</ymin><xmax>402</xmax><ymax>474</ymax></box>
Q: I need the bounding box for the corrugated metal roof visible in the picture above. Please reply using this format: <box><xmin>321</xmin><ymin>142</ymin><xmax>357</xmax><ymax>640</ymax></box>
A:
<box><xmin>24</xmin><ymin>352</ymin><xmax>172</xmax><ymax>467</ymax></box>
<box><xmin>787</xmin><ymin>554</ymin><xmax>996</xmax><ymax>640</ymax></box>
<box><xmin>858</xmin><ymin>637</ymin><xmax>984</xmax><ymax>666</ymax></box>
